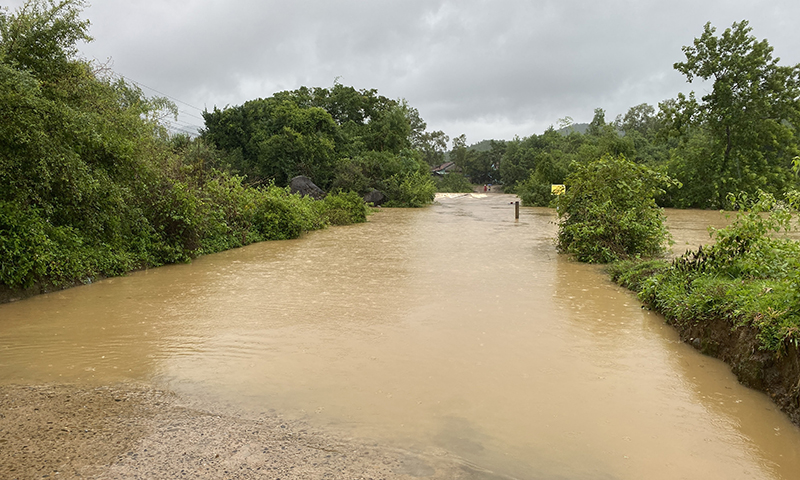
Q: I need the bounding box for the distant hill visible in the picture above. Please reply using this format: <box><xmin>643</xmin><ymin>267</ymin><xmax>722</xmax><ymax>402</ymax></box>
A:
<box><xmin>464</xmin><ymin>123</ymin><xmax>590</xmax><ymax>151</ymax></box>
<box><xmin>555</xmin><ymin>123</ymin><xmax>589</xmax><ymax>135</ymax></box>
<box><xmin>467</xmin><ymin>139</ymin><xmax>496</xmax><ymax>152</ymax></box>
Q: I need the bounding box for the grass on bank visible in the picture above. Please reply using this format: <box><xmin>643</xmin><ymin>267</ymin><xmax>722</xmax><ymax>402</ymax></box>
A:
<box><xmin>608</xmin><ymin>191</ymin><xmax>800</xmax><ymax>353</ymax></box>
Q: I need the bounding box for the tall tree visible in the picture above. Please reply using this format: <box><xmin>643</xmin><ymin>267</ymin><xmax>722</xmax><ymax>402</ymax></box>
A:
<box><xmin>202</xmin><ymin>84</ymin><xmax>430</xmax><ymax>188</ymax></box>
<box><xmin>614</xmin><ymin>103</ymin><xmax>671</xmax><ymax>166</ymax></box>
<box><xmin>669</xmin><ymin>20</ymin><xmax>800</xmax><ymax>207</ymax></box>
<box><xmin>0</xmin><ymin>0</ymin><xmax>91</xmax><ymax>80</ymax></box>
<box><xmin>202</xmin><ymin>98</ymin><xmax>338</xmax><ymax>187</ymax></box>
<box><xmin>449</xmin><ymin>134</ymin><xmax>469</xmax><ymax>169</ymax></box>
<box><xmin>414</xmin><ymin>129</ymin><xmax>449</xmax><ymax>166</ymax></box>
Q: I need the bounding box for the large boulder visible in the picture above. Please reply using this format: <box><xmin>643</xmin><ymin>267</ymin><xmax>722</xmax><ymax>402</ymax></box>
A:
<box><xmin>289</xmin><ymin>176</ymin><xmax>326</xmax><ymax>200</ymax></box>
<box><xmin>363</xmin><ymin>189</ymin><xmax>386</xmax><ymax>206</ymax></box>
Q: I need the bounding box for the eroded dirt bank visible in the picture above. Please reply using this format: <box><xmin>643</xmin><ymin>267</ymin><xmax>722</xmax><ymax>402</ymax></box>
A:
<box><xmin>0</xmin><ymin>384</ymin><xmax>489</xmax><ymax>480</ymax></box>
<box><xmin>670</xmin><ymin>317</ymin><xmax>800</xmax><ymax>426</ymax></box>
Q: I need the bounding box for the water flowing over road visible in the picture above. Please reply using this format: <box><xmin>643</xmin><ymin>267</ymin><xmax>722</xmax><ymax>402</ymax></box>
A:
<box><xmin>2</xmin><ymin>193</ymin><xmax>799</xmax><ymax>479</ymax></box>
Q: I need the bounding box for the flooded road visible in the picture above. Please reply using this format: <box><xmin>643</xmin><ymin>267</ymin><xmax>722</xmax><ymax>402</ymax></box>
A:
<box><xmin>2</xmin><ymin>194</ymin><xmax>799</xmax><ymax>479</ymax></box>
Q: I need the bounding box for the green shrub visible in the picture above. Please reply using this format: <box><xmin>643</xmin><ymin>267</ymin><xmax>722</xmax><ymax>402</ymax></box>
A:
<box><xmin>320</xmin><ymin>191</ymin><xmax>369</xmax><ymax>225</ymax></box>
<box><xmin>249</xmin><ymin>188</ymin><xmax>304</xmax><ymax>241</ymax></box>
<box><xmin>382</xmin><ymin>170</ymin><xmax>436</xmax><ymax>207</ymax></box>
<box><xmin>1</xmin><ymin>1</ymin><xmax>378</xmax><ymax>292</ymax></box>
<box><xmin>0</xmin><ymin>202</ymin><xmax>54</xmax><ymax>288</ymax></box>
<box><xmin>332</xmin><ymin>150</ymin><xmax>435</xmax><ymax>207</ymax></box>
<box><xmin>556</xmin><ymin>154</ymin><xmax>677</xmax><ymax>263</ymax></box>
<box><xmin>144</xmin><ymin>179</ymin><xmax>203</xmax><ymax>264</ymax></box>
<box><xmin>516</xmin><ymin>174</ymin><xmax>553</xmax><ymax>206</ymax></box>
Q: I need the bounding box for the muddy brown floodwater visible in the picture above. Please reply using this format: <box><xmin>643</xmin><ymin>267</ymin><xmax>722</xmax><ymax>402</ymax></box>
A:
<box><xmin>2</xmin><ymin>193</ymin><xmax>800</xmax><ymax>479</ymax></box>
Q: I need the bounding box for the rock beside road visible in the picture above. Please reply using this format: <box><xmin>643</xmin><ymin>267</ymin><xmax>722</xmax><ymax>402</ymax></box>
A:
<box><xmin>289</xmin><ymin>176</ymin><xmax>326</xmax><ymax>200</ymax></box>
<box><xmin>364</xmin><ymin>189</ymin><xmax>387</xmax><ymax>206</ymax></box>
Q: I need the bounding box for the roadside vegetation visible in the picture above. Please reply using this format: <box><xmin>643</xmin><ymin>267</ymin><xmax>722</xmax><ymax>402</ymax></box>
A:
<box><xmin>0</xmin><ymin>0</ymin><xmax>433</xmax><ymax>294</ymax></box>
<box><xmin>443</xmin><ymin>21</ymin><xmax>799</xmax><ymax>212</ymax></box>
<box><xmin>546</xmin><ymin>21</ymin><xmax>800</xmax><ymax>417</ymax></box>
<box><xmin>608</xmin><ymin>192</ymin><xmax>800</xmax><ymax>353</ymax></box>
<box><xmin>546</xmin><ymin>21</ymin><xmax>800</xmax><ymax>360</ymax></box>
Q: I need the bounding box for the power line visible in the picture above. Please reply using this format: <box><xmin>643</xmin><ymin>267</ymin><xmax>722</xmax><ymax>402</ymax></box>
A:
<box><xmin>93</xmin><ymin>66</ymin><xmax>216</xmax><ymax>139</ymax></box>
<box><xmin>169</xmin><ymin>124</ymin><xmax>203</xmax><ymax>136</ymax></box>
<box><xmin>172</xmin><ymin>119</ymin><xmax>203</xmax><ymax>130</ymax></box>
<box><xmin>164</xmin><ymin>123</ymin><xmax>201</xmax><ymax>137</ymax></box>
<box><xmin>119</xmin><ymin>75</ymin><xmax>206</xmax><ymax>137</ymax></box>
<box><xmin>119</xmin><ymin>74</ymin><xmax>205</xmax><ymax>113</ymax></box>
<box><xmin>176</xmin><ymin>111</ymin><xmax>205</xmax><ymax>122</ymax></box>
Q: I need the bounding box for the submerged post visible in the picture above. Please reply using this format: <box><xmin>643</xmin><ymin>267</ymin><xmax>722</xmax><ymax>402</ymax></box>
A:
<box><xmin>515</xmin><ymin>201</ymin><xmax>520</xmax><ymax>220</ymax></box>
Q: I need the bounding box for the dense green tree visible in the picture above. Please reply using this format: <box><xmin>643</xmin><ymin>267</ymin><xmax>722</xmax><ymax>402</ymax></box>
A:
<box><xmin>435</xmin><ymin>172</ymin><xmax>473</xmax><ymax>193</ymax></box>
<box><xmin>201</xmin><ymin>98</ymin><xmax>339</xmax><ymax>188</ymax></box>
<box><xmin>0</xmin><ymin>0</ymin><xmax>192</xmax><ymax>286</ymax></box>
<box><xmin>498</xmin><ymin>127</ymin><xmax>578</xmax><ymax>192</ymax></box>
<box><xmin>364</xmin><ymin>102</ymin><xmax>412</xmax><ymax>153</ymax></box>
<box><xmin>269</xmin><ymin>83</ymin><xmax>414</xmax><ymax>156</ymax></box>
<box><xmin>516</xmin><ymin>149</ymin><xmax>572</xmax><ymax>206</ymax></box>
<box><xmin>0</xmin><ymin>0</ymin><xmax>186</xmax><ymax>281</ymax></box>
<box><xmin>497</xmin><ymin>136</ymin><xmax>537</xmax><ymax>190</ymax></box>
<box><xmin>201</xmin><ymin>83</ymin><xmax>438</xmax><ymax>206</ymax></box>
<box><xmin>462</xmin><ymin>141</ymin><xmax>504</xmax><ymax>184</ymax></box>
<box><xmin>667</xmin><ymin>20</ymin><xmax>800</xmax><ymax>207</ymax></box>
<box><xmin>616</xmin><ymin>104</ymin><xmax>657</xmax><ymax>135</ymax></box>
<box><xmin>497</xmin><ymin>111</ymin><xmax>640</xmax><ymax>196</ymax></box>
<box><xmin>448</xmin><ymin>134</ymin><xmax>503</xmax><ymax>183</ymax></box>
<box><xmin>331</xmin><ymin>149</ymin><xmax>435</xmax><ymax>207</ymax></box>
<box><xmin>584</xmin><ymin>108</ymin><xmax>635</xmax><ymax>160</ymax></box>
<box><xmin>0</xmin><ymin>0</ymin><xmax>90</xmax><ymax>81</ymax></box>
<box><xmin>449</xmin><ymin>134</ymin><xmax>469</xmax><ymax>168</ymax></box>
<box><xmin>614</xmin><ymin>103</ymin><xmax>672</xmax><ymax>166</ymax></box>
<box><xmin>415</xmin><ymin>129</ymin><xmax>450</xmax><ymax>166</ymax></box>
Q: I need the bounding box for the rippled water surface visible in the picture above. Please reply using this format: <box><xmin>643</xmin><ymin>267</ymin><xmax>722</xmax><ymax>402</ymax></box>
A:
<box><xmin>2</xmin><ymin>194</ymin><xmax>799</xmax><ymax>479</ymax></box>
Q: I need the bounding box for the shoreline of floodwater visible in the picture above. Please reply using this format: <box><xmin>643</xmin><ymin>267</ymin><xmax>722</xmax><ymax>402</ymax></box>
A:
<box><xmin>0</xmin><ymin>383</ymin><xmax>479</xmax><ymax>479</ymax></box>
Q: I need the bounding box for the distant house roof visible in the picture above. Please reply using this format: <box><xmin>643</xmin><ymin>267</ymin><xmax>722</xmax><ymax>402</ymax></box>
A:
<box><xmin>431</xmin><ymin>161</ymin><xmax>456</xmax><ymax>175</ymax></box>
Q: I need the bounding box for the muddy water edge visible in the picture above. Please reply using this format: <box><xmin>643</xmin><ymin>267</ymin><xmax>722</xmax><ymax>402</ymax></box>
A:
<box><xmin>2</xmin><ymin>194</ymin><xmax>800</xmax><ymax>479</ymax></box>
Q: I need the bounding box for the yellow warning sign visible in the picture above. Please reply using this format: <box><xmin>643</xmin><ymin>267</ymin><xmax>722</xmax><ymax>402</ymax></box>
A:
<box><xmin>551</xmin><ymin>184</ymin><xmax>566</xmax><ymax>195</ymax></box>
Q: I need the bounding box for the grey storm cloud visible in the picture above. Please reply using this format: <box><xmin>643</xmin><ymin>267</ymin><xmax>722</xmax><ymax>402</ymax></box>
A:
<box><xmin>5</xmin><ymin>0</ymin><xmax>800</xmax><ymax>142</ymax></box>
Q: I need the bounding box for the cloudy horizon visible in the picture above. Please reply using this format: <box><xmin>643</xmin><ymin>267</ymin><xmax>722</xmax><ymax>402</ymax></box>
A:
<box><xmin>5</xmin><ymin>0</ymin><xmax>800</xmax><ymax>144</ymax></box>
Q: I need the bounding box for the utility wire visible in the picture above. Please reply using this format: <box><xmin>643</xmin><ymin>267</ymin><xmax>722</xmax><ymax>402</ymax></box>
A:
<box><xmin>97</xmin><ymin>67</ymin><xmax>209</xmax><ymax>137</ymax></box>
<box><xmin>175</xmin><ymin>111</ymin><xmax>205</xmax><ymax>122</ymax></box>
<box><xmin>119</xmin><ymin>74</ymin><xmax>205</xmax><ymax>112</ymax></box>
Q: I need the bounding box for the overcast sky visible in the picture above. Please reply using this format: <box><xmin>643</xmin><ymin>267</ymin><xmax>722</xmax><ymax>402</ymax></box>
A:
<box><xmin>7</xmin><ymin>0</ymin><xmax>800</xmax><ymax>144</ymax></box>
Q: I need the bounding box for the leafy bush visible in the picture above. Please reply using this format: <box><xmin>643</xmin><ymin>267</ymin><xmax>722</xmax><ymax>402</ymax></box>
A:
<box><xmin>382</xmin><ymin>169</ymin><xmax>436</xmax><ymax>207</ymax></box>
<box><xmin>556</xmin><ymin>154</ymin><xmax>677</xmax><ymax>263</ymax></box>
<box><xmin>196</xmin><ymin>173</ymin><xmax>255</xmax><ymax>253</ymax></box>
<box><xmin>516</xmin><ymin>174</ymin><xmax>554</xmax><ymax>206</ymax></box>
<box><xmin>319</xmin><ymin>191</ymin><xmax>369</xmax><ymax>225</ymax></box>
<box><xmin>143</xmin><ymin>178</ymin><xmax>204</xmax><ymax>264</ymax></box>
<box><xmin>250</xmin><ymin>192</ymin><xmax>303</xmax><ymax>241</ymax></box>
<box><xmin>333</xmin><ymin>150</ymin><xmax>435</xmax><ymax>207</ymax></box>
<box><xmin>0</xmin><ymin>202</ymin><xmax>55</xmax><ymax>288</ymax></box>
